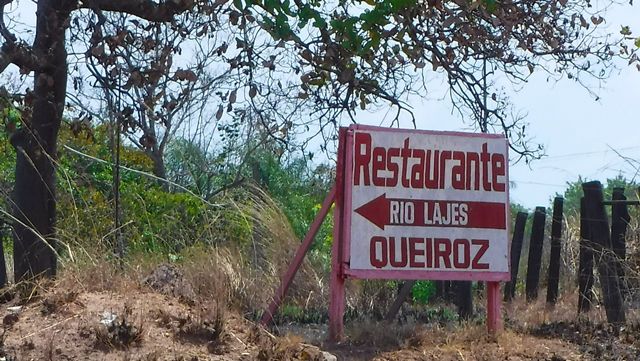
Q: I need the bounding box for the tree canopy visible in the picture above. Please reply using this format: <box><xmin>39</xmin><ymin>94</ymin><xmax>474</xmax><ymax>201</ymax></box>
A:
<box><xmin>249</xmin><ymin>0</ymin><xmax>637</xmax><ymax>158</ymax></box>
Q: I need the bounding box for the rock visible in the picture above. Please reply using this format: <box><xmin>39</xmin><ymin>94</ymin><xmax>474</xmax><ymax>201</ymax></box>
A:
<box><xmin>299</xmin><ymin>344</ymin><xmax>338</xmax><ymax>361</ymax></box>
<box><xmin>100</xmin><ymin>311</ymin><xmax>117</xmax><ymax>326</ymax></box>
<box><xmin>7</xmin><ymin>306</ymin><xmax>22</xmax><ymax>313</ymax></box>
<box><xmin>142</xmin><ymin>264</ymin><xmax>196</xmax><ymax>304</ymax></box>
<box><xmin>4</xmin><ymin>305</ymin><xmax>22</xmax><ymax>327</ymax></box>
<box><xmin>320</xmin><ymin>351</ymin><xmax>338</xmax><ymax>361</ymax></box>
<box><xmin>2</xmin><ymin>312</ymin><xmax>19</xmax><ymax>327</ymax></box>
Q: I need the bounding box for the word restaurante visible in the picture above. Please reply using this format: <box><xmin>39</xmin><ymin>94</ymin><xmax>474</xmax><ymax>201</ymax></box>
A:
<box><xmin>353</xmin><ymin>132</ymin><xmax>506</xmax><ymax>192</ymax></box>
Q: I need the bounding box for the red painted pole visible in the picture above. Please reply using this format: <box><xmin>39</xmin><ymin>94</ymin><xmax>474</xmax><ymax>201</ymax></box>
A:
<box><xmin>260</xmin><ymin>186</ymin><xmax>336</xmax><ymax>327</ymax></box>
<box><xmin>329</xmin><ymin>127</ymin><xmax>348</xmax><ymax>342</ymax></box>
<box><xmin>328</xmin><ymin>199</ymin><xmax>346</xmax><ymax>341</ymax></box>
<box><xmin>487</xmin><ymin>281</ymin><xmax>502</xmax><ymax>334</ymax></box>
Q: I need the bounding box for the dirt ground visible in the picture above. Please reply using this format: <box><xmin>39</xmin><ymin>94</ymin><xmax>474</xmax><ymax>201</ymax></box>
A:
<box><xmin>0</xmin><ymin>276</ymin><xmax>638</xmax><ymax>360</ymax></box>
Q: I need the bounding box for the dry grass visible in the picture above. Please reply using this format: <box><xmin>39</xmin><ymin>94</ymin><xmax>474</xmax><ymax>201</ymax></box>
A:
<box><xmin>157</xmin><ymin>300</ymin><xmax>229</xmax><ymax>352</ymax></box>
<box><xmin>5</xmin><ymin>156</ymin><xmax>640</xmax><ymax>360</ymax></box>
<box><xmin>255</xmin><ymin>333</ymin><xmax>330</xmax><ymax>361</ymax></box>
<box><xmin>346</xmin><ymin>319</ymin><xmax>424</xmax><ymax>349</ymax></box>
<box><xmin>504</xmin><ymin>289</ymin><xmax>608</xmax><ymax>328</ymax></box>
<box><xmin>41</xmin><ymin>289</ymin><xmax>79</xmax><ymax>315</ymax></box>
<box><xmin>236</xmin><ymin>185</ymin><xmax>327</xmax><ymax>312</ymax></box>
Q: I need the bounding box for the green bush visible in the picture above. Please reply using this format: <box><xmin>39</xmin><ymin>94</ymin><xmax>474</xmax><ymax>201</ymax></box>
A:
<box><xmin>411</xmin><ymin>280</ymin><xmax>436</xmax><ymax>304</ymax></box>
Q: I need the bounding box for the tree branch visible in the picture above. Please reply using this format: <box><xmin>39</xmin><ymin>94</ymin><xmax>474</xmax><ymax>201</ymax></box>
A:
<box><xmin>83</xmin><ymin>0</ymin><xmax>195</xmax><ymax>22</ymax></box>
<box><xmin>0</xmin><ymin>0</ymin><xmax>39</xmax><ymax>74</ymax></box>
<box><xmin>0</xmin><ymin>0</ymin><xmax>16</xmax><ymax>43</ymax></box>
<box><xmin>0</xmin><ymin>42</ymin><xmax>38</xmax><ymax>74</ymax></box>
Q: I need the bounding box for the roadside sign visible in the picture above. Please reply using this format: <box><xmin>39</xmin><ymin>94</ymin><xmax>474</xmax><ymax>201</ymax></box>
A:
<box><xmin>343</xmin><ymin>125</ymin><xmax>510</xmax><ymax>281</ymax></box>
<box><xmin>261</xmin><ymin>124</ymin><xmax>509</xmax><ymax>340</ymax></box>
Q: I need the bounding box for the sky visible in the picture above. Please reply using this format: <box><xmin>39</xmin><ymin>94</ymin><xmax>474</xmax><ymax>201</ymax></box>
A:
<box><xmin>8</xmin><ymin>0</ymin><xmax>640</xmax><ymax>209</ymax></box>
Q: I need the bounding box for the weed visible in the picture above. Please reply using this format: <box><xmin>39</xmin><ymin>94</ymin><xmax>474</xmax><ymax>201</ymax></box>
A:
<box><xmin>177</xmin><ymin>303</ymin><xmax>227</xmax><ymax>351</ymax></box>
<box><xmin>411</xmin><ymin>281</ymin><xmax>436</xmax><ymax>304</ymax></box>
<box><xmin>346</xmin><ymin>319</ymin><xmax>419</xmax><ymax>348</ymax></box>
<box><xmin>152</xmin><ymin>301</ymin><xmax>227</xmax><ymax>353</ymax></box>
<box><xmin>273</xmin><ymin>304</ymin><xmax>327</xmax><ymax>324</ymax></box>
<box><xmin>93</xmin><ymin>304</ymin><xmax>144</xmax><ymax>350</ymax></box>
<box><xmin>41</xmin><ymin>290</ymin><xmax>78</xmax><ymax>315</ymax></box>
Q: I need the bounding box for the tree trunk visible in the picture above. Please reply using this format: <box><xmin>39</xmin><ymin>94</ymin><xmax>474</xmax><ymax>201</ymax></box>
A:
<box><xmin>454</xmin><ymin>281</ymin><xmax>473</xmax><ymax>320</ymax></box>
<box><xmin>10</xmin><ymin>0</ymin><xmax>68</xmax><ymax>282</ymax></box>
<box><xmin>150</xmin><ymin>150</ymin><xmax>168</xmax><ymax>189</ymax></box>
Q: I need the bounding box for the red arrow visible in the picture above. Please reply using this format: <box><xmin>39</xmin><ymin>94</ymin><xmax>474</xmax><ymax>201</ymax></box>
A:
<box><xmin>354</xmin><ymin>193</ymin><xmax>506</xmax><ymax>230</ymax></box>
<box><xmin>354</xmin><ymin>193</ymin><xmax>390</xmax><ymax>229</ymax></box>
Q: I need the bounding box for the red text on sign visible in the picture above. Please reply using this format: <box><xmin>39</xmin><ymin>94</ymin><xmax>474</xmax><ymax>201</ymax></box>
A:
<box><xmin>369</xmin><ymin>236</ymin><xmax>490</xmax><ymax>270</ymax></box>
<box><xmin>353</xmin><ymin>132</ymin><xmax>506</xmax><ymax>192</ymax></box>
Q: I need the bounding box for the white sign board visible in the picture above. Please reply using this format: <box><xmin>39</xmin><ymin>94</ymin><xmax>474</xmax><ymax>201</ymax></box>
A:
<box><xmin>342</xmin><ymin>125</ymin><xmax>510</xmax><ymax>281</ymax></box>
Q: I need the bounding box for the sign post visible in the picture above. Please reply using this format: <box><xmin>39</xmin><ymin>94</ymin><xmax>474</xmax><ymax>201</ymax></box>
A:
<box><xmin>329</xmin><ymin>127</ymin><xmax>347</xmax><ymax>340</ymax></box>
<box><xmin>330</xmin><ymin>125</ymin><xmax>510</xmax><ymax>339</ymax></box>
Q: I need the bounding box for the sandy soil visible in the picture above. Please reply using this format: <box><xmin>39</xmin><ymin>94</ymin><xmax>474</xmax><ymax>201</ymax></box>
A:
<box><xmin>0</xmin><ymin>275</ymin><xmax>637</xmax><ymax>360</ymax></box>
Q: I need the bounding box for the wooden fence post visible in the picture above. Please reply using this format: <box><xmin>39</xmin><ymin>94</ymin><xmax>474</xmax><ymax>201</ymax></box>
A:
<box><xmin>435</xmin><ymin>281</ymin><xmax>446</xmax><ymax>300</ymax></box>
<box><xmin>546</xmin><ymin>197</ymin><xmax>564</xmax><ymax>305</ymax></box>
<box><xmin>435</xmin><ymin>281</ymin><xmax>454</xmax><ymax>302</ymax></box>
<box><xmin>504</xmin><ymin>211</ymin><xmax>528</xmax><ymax>301</ymax></box>
<box><xmin>578</xmin><ymin>197</ymin><xmax>594</xmax><ymax>313</ymax></box>
<box><xmin>582</xmin><ymin>181</ymin><xmax>625</xmax><ymax>325</ymax></box>
<box><xmin>526</xmin><ymin>207</ymin><xmax>546</xmax><ymax>302</ymax></box>
<box><xmin>611</xmin><ymin>187</ymin><xmax>630</xmax><ymax>296</ymax></box>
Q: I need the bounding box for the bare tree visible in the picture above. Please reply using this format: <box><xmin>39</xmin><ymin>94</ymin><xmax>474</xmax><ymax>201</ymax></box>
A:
<box><xmin>66</xmin><ymin>10</ymin><xmax>229</xmax><ymax>181</ymax></box>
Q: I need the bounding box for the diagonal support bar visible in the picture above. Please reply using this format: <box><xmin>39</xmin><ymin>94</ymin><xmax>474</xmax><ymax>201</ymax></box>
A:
<box><xmin>260</xmin><ymin>186</ymin><xmax>336</xmax><ymax>327</ymax></box>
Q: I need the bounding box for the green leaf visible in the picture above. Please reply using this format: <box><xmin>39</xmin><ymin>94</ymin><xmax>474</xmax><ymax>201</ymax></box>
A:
<box><xmin>369</xmin><ymin>29</ymin><xmax>381</xmax><ymax>49</ymax></box>
<box><xmin>264</xmin><ymin>0</ymin><xmax>279</xmax><ymax>12</ymax></box>
<box><xmin>281</xmin><ymin>0</ymin><xmax>293</xmax><ymax>15</ymax></box>
<box><xmin>275</xmin><ymin>13</ymin><xmax>292</xmax><ymax>38</ymax></box>
<box><xmin>635</xmin><ymin>37</ymin><xmax>640</xmax><ymax>48</ymax></box>
<box><xmin>312</xmin><ymin>16</ymin><xmax>327</xmax><ymax>29</ymax></box>
<box><xmin>233</xmin><ymin>0</ymin><xmax>243</xmax><ymax>10</ymax></box>
<box><xmin>6</xmin><ymin>108</ymin><xmax>21</xmax><ymax>124</ymax></box>
<box><xmin>484</xmin><ymin>0</ymin><xmax>497</xmax><ymax>13</ymax></box>
<box><xmin>621</xmin><ymin>25</ymin><xmax>632</xmax><ymax>36</ymax></box>
<box><xmin>389</xmin><ymin>0</ymin><xmax>416</xmax><ymax>11</ymax></box>
<box><xmin>329</xmin><ymin>19</ymin><xmax>342</xmax><ymax>31</ymax></box>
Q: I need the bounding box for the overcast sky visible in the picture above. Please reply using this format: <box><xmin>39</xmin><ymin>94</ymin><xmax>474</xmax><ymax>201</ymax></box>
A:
<box><xmin>9</xmin><ymin>0</ymin><xmax>640</xmax><ymax>209</ymax></box>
